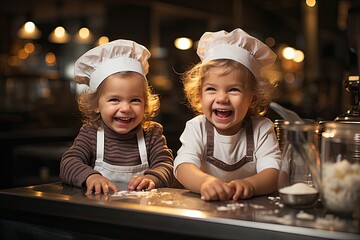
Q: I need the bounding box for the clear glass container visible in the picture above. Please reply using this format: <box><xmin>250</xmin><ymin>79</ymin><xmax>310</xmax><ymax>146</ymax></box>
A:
<box><xmin>321</xmin><ymin>122</ymin><xmax>360</xmax><ymax>213</ymax></box>
<box><xmin>277</xmin><ymin>120</ymin><xmax>321</xmax><ymax>193</ymax></box>
<box><xmin>274</xmin><ymin>119</ymin><xmax>287</xmax><ymax>153</ymax></box>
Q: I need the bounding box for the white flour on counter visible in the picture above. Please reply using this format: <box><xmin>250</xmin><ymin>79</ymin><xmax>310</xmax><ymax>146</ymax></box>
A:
<box><xmin>315</xmin><ymin>214</ymin><xmax>347</xmax><ymax>229</ymax></box>
<box><xmin>111</xmin><ymin>189</ymin><xmax>158</xmax><ymax>197</ymax></box>
<box><xmin>216</xmin><ymin>202</ymin><xmax>268</xmax><ymax>211</ymax></box>
<box><xmin>216</xmin><ymin>202</ymin><xmax>245</xmax><ymax>211</ymax></box>
<box><xmin>296</xmin><ymin>211</ymin><xmax>315</xmax><ymax>220</ymax></box>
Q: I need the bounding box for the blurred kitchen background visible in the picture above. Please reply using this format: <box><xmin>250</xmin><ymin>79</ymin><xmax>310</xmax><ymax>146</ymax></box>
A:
<box><xmin>0</xmin><ymin>0</ymin><xmax>359</xmax><ymax>189</ymax></box>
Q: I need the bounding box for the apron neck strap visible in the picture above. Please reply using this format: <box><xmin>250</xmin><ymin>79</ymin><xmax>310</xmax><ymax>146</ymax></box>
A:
<box><xmin>96</xmin><ymin>128</ymin><xmax>105</xmax><ymax>161</ymax></box>
<box><xmin>136</xmin><ymin>129</ymin><xmax>148</xmax><ymax>164</ymax></box>
<box><xmin>205</xmin><ymin>115</ymin><xmax>254</xmax><ymax>156</ymax></box>
<box><xmin>96</xmin><ymin>127</ymin><xmax>148</xmax><ymax>164</ymax></box>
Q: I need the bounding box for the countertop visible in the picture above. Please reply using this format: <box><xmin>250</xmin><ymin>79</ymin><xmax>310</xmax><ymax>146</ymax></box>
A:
<box><xmin>0</xmin><ymin>182</ymin><xmax>359</xmax><ymax>240</ymax></box>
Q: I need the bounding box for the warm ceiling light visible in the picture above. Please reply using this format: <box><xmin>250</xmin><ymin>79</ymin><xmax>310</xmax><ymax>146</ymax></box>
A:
<box><xmin>174</xmin><ymin>37</ymin><xmax>193</xmax><ymax>50</ymax></box>
<box><xmin>45</xmin><ymin>52</ymin><xmax>56</xmax><ymax>66</ymax></box>
<box><xmin>75</xmin><ymin>27</ymin><xmax>94</xmax><ymax>44</ymax></box>
<box><xmin>18</xmin><ymin>49</ymin><xmax>29</xmax><ymax>60</ymax></box>
<box><xmin>48</xmin><ymin>26</ymin><xmax>71</xmax><ymax>44</ymax></box>
<box><xmin>24</xmin><ymin>42</ymin><xmax>35</xmax><ymax>54</ymax></box>
<box><xmin>17</xmin><ymin>21</ymin><xmax>41</xmax><ymax>39</ymax></box>
<box><xmin>79</xmin><ymin>28</ymin><xmax>90</xmax><ymax>38</ymax></box>
<box><xmin>282</xmin><ymin>47</ymin><xmax>296</xmax><ymax>60</ymax></box>
<box><xmin>306</xmin><ymin>0</ymin><xmax>316</xmax><ymax>7</ymax></box>
<box><xmin>96</xmin><ymin>36</ymin><xmax>109</xmax><ymax>46</ymax></box>
<box><xmin>293</xmin><ymin>50</ymin><xmax>305</xmax><ymax>63</ymax></box>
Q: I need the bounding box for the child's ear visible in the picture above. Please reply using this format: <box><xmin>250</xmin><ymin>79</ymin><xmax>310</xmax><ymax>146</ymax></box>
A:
<box><xmin>94</xmin><ymin>107</ymin><xmax>100</xmax><ymax>113</ymax></box>
<box><xmin>250</xmin><ymin>94</ymin><xmax>258</xmax><ymax>108</ymax></box>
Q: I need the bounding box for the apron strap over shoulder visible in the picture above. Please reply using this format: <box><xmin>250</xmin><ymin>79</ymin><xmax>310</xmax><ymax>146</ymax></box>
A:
<box><xmin>96</xmin><ymin>128</ymin><xmax>105</xmax><ymax>162</ymax></box>
<box><xmin>137</xmin><ymin>129</ymin><xmax>148</xmax><ymax>164</ymax></box>
<box><xmin>244</xmin><ymin>116</ymin><xmax>254</xmax><ymax>157</ymax></box>
<box><xmin>205</xmin><ymin>120</ymin><xmax>215</xmax><ymax>156</ymax></box>
<box><xmin>204</xmin><ymin>115</ymin><xmax>254</xmax><ymax>171</ymax></box>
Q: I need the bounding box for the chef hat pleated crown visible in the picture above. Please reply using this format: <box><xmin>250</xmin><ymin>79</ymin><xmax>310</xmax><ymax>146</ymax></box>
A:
<box><xmin>197</xmin><ymin>28</ymin><xmax>277</xmax><ymax>78</ymax></box>
<box><xmin>74</xmin><ymin>39</ymin><xmax>150</xmax><ymax>90</ymax></box>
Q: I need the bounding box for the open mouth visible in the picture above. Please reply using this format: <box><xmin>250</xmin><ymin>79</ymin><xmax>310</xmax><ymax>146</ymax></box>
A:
<box><xmin>114</xmin><ymin>117</ymin><xmax>132</xmax><ymax>123</ymax></box>
<box><xmin>213</xmin><ymin>109</ymin><xmax>233</xmax><ymax>118</ymax></box>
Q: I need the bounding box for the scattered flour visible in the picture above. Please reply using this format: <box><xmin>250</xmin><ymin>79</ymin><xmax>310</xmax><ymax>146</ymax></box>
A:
<box><xmin>111</xmin><ymin>189</ymin><xmax>158</xmax><ymax>197</ymax></box>
<box><xmin>315</xmin><ymin>214</ymin><xmax>346</xmax><ymax>229</ymax></box>
<box><xmin>216</xmin><ymin>206</ymin><xmax>231</xmax><ymax>211</ymax></box>
<box><xmin>250</xmin><ymin>204</ymin><xmax>265</xmax><ymax>209</ymax></box>
<box><xmin>296</xmin><ymin>211</ymin><xmax>315</xmax><ymax>220</ymax></box>
<box><xmin>216</xmin><ymin>202</ymin><xmax>245</xmax><ymax>211</ymax></box>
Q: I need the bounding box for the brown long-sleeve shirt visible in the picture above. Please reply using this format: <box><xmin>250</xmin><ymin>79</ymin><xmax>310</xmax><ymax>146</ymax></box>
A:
<box><xmin>60</xmin><ymin>121</ymin><xmax>174</xmax><ymax>188</ymax></box>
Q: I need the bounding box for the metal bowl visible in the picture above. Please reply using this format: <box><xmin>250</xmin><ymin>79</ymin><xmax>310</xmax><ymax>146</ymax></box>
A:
<box><xmin>280</xmin><ymin>192</ymin><xmax>319</xmax><ymax>208</ymax></box>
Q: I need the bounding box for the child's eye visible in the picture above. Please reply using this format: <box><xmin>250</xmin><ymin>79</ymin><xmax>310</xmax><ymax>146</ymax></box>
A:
<box><xmin>131</xmin><ymin>98</ymin><xmax>142</xmax><ymax>103</ymax></box>
<box><xmin>205</xmin><ymin>87</ymin><xmax>216</xmax><ymax>92</ymax></box>
<box><xmin>229</xmin><ymin>88</ymin><xmax>241</xmax><ymax>92</ymax></box>
<box><xmin>109</xmin><ymin>98</ymin><xmax>119</xmax><ymax>102</ymax></box>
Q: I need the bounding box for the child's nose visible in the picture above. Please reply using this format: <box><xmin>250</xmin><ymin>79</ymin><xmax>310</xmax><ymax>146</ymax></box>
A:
<box><xmin>118</xmin><ymin>102</ymin><xmax>131</xmax><ymax>112</ymax></box>
<box><xmin>216</xmin><ymin>92</ymin><xmax>229</xmax><ymax>103</ymax></box>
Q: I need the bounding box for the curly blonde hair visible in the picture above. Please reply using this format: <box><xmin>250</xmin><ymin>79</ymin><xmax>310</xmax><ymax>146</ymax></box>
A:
<box><xmin>181</xmin><ymin>59</ymin><xmax>275</xmax><ymax>116</ymax></box>
<box><xmin>77</xmin><ymin>72</ymin><xmax>160</xmax><ymax>131</ymax></box>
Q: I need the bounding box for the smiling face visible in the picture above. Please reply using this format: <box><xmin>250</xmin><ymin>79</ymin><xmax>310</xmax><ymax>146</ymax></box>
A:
<box><xmin>201</xmin><ymin>65</ymin><xmax>255</xmax><ymax>135</ymax></box>
<box><xmin>95</xmin><ymin>72</ymin><xmax>145</xmax><ymax>134</ymax></box>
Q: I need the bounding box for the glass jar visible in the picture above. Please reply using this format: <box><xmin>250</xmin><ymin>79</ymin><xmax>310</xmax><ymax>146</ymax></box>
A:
<box><xmin>277</xmin><ymin>120</ymin><xmax>321</xmax><ymax>192</ymax></box>
<box><xmin>321</xmin><ymin>122</ymin><xmax>360</xmax><ymax>213</ymax></box>
<box><xmin>274</xmin><ymin>119</ymin><xmax>287</xmax><ymax>153</ymax></box>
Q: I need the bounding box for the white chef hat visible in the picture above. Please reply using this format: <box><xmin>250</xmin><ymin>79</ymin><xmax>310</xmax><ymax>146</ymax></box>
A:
<box><xmin>197</xmin><ymin>28</ymin><xmax>277</xmax><ymax>78</ymax></box>
<box><xmin>74</xmin><ymin>39</ymin><xmax>150</xmax><ymax>90</ymax></box>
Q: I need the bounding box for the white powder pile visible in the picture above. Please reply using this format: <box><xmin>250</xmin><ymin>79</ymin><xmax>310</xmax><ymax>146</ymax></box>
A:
<box><xmin>216</xmin><ymin>202</ymin><xmax>245</xmax><ymax>211</ymax></box>
<box><xmin>279</xmin><ymin>182</ymin><xmax>318</xmax><ymax>195</ymax></box>
<box><xmin>250</xmin><ymin>204</ymin><xmax>265</xmax><ymax>209</ymax></box>
<box><xmin>296</xmin><ymin>211</ymin><xmax>315</xmax><ymax>220</ymax></box>
<box><xmin>111</xmin><ymin>189</ymin><xmax>158</xmax><ymax>197</ymax></box>
<box><xmin>322</xmin><ymin>159</ymin><xmax>360</xmax><ymax>213</ymax></box>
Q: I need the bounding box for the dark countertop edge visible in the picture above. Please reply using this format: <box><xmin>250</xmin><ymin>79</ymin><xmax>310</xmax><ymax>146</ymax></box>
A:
<box><xmin>0</xmin><ymin>187</ymin><xmax>359</xmax><ymax>240</ymax></box>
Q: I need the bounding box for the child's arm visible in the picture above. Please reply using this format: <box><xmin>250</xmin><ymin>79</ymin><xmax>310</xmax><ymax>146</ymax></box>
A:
<box><xmin>228</xmin><ymin>168</ymin><xmax>278</xmax><ymax>200</ymax></box>
<box><xmin>142</xmin><ymin>123</ymin><xmax>174</xmax><ymax>188</ymax></box>
<box><xmin>60</xmin><ymin>126</ymin><xmax>102</xmax><ymax>188</ymax></box>
<box><xmin>176</xmin><ymin>163</ymin><xmax>234</xmax><ymax>201</ymax></box>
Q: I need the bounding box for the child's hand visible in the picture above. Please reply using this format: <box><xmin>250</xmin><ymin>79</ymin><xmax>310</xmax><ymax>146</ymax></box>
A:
<box><xmin>200</xmin><ymin>176</ymin><xmax>234</xmax><ymax>201</ymax></box>
<box><xmin>128</xmin><ymin>175</ymin><xmax>155</xmax><ymax>191</ymax></box>
<box><xmin>227</xmin><ymin>179</ymin><xmax>255</xmax><ymax>200</ymax></box>
<box><xmin>85</xmin><ymin>174</ymin><xmax>119</xmax><ymax>195</ymax></box>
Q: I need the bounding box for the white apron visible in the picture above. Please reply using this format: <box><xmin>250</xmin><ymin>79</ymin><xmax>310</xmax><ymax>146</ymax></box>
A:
<box><xmin>94</xmin><ymin>128</ymin><xmax>149</xmax><ymax>184</ymax></box>
<box><xmin>201</xmin><ymin>116</ymin><xmax>256</xmax><ymax>182</ymax></box>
